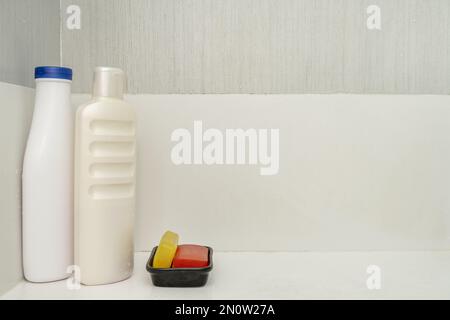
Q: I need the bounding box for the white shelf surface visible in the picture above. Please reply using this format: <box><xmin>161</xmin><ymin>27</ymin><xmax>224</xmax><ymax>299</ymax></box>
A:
<box><xmin>2</xmin><ymin>251</ymin><xmax>450</xmax><ymax>300</ymax></box>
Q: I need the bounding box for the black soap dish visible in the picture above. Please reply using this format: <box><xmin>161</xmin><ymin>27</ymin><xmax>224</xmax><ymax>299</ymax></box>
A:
<box><xmin>146</xmin><ymin>246</ymin><xmax>213</xmax><ymax>287</ymax></box>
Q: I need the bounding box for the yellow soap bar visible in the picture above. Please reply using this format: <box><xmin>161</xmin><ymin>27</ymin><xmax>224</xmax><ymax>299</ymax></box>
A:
<box><xmin>153</xmin><ymin>231</ymin><xmax>179</xmax><ymax>268</ymax></box>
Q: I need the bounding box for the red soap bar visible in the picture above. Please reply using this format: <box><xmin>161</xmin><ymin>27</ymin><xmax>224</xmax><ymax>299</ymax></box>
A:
<box><xmin>172</xmin><ymin>245</ymin><xmax>209</xmax><ymax>268</ymax></box>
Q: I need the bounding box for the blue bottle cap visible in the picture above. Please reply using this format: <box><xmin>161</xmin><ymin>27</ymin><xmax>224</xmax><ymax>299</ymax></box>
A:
<box><xmin>34</xmin><ymin>66</ymin><xmax>73</xmax><ymax>81</ymax></box>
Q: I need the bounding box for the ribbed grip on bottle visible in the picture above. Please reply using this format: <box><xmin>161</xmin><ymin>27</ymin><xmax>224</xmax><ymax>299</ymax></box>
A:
<box><xmin>93</xmin><ymin>67</ymin><xmax>125</xmax><ymax>99</ymax></box>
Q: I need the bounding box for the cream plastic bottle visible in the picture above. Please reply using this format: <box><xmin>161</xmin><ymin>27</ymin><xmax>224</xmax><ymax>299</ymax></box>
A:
<box><xmin>22</xmin><ymin>66</ymin><xmax>74</xmax><ymax>282</ymax></box>
<box><xmin>75</xmin><ymin>67</ymin><xmax>136</xmax><ymax>285</ymax></box>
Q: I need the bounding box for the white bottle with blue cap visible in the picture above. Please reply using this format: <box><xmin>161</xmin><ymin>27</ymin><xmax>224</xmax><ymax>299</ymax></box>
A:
<box><xmin>23</xmin><ymin>66</ymin><xmax>74</xmax><ymax>282</ymax></box>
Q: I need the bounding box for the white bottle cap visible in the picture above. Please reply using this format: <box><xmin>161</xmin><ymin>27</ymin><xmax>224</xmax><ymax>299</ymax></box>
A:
<box><xmin>93</xmin><ymin>67</ymin><xmax>126</xmax><ymax>99</ymax></box>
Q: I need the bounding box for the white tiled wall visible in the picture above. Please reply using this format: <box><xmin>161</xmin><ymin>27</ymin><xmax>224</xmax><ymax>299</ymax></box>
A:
<box><xmin>72</xmin><ymin>94</ymin><xmax>450</xmax><ymax>252</ymax></box>
<box><xmin>0</xmin><ymin>83</ymin><xmax>34</xmax><ymax>295</ymax></box>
